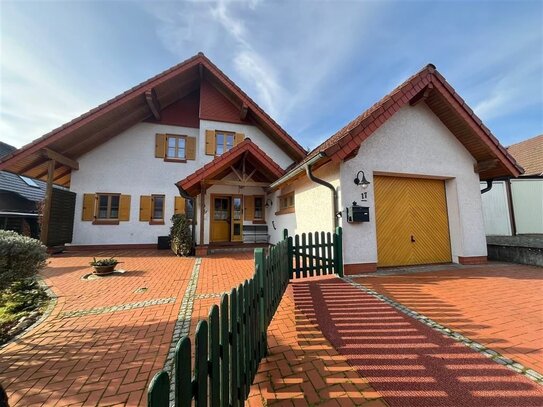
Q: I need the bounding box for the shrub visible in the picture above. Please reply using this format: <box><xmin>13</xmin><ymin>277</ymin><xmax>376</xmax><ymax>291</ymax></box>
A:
<box><xmin>0</xmin><ymin>230</ymin><xmax>48</xmax><ymax>289</ymax></box>
<box><xmin>170</xmin><ymin>214</ymin><xmax>193</xmax><ymax>256</ymax></box>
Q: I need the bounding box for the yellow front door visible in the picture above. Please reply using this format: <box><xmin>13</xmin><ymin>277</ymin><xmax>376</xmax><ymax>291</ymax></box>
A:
<box><xmin>374</xmin><ymin>176</ymin><xmax>452</xmax><ymax>267</ymax></box>
<box><xmin>211</xmin><ymin>196</ymin><xmax>230</xmax><ymax>242</ymax></box>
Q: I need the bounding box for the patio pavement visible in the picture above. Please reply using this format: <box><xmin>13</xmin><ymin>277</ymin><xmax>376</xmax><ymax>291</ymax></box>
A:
<box><xmin>351</xmin><ymin>262</ymin><xmax>543</xmax><ymax>373</ymax></box>
<box><xmin>1</xmin><ymin>251</ymin><xmax>541</xmax><ymax>406</ymax></box>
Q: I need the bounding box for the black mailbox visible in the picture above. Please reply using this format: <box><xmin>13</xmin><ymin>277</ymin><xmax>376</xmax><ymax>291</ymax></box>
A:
<box><xmin>346</xmin><ymin>205</ymin><xmax>370</xmax><ymax>223</ymax></box>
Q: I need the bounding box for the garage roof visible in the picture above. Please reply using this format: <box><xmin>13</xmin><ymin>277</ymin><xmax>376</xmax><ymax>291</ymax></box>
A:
<box><xmin>275</xmin><ymin>64</ymin><xmax>523</xmax><ymax>186</ymax></box>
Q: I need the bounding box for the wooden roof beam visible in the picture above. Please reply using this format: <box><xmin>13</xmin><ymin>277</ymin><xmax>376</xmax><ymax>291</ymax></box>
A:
<box><xmin>40</xmin><ymin>148</ymin><xmax>79</xmax><ymax>170</ymax></box>
<box><xmin>145</xmin><ymin>89</ymin><xmax>161</xmax><ymax>120</ymax></box>
<box><xmin>474</xmin><ymin>158</ymin><xmax>499</xmax><ymax>173</ymax></box>
<box><xmin>240</xmin><ymin>103</ymin><xmax>248</xmax><ymax>120</ymax></box>
<box><xmin>410</xmin><ymin>83</ymin><xmax>434</xmax><ymax>106</ymax></box>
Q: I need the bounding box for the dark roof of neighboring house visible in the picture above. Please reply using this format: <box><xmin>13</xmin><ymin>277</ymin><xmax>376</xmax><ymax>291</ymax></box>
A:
<box><xmin>275</xmin><ymin>64</ymin><xmax>522</xmax><ymax>186</ymax></box>
<box><xmin>0</xmin><ymin>141</ymin><xmax>56</xmax><ymax>202</ymax></box>
<box><xmin>0</xmin><ymin>53</ymin><xmax>306</xmax><ymax>187</ymax></box>
<box><xmin>0</xmin><ymin>171</ymin><xmax>48</xmax><ymax>202</ymax></box>
<box><xmin>0</xmin><ymin>142</ymin><xmax>16</xmax><ymax>159</ymax></box>
<box><xmin>507</xmin><ymin>135</ymin><xmax>543</xmax><ymax>176</ymax></box>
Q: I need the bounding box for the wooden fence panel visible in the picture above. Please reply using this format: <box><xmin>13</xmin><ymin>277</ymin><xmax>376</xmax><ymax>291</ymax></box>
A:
<box><xmin>148</xmin><ymin>232</ymin><xmax>329</xmax><ymax>406</ymax></box>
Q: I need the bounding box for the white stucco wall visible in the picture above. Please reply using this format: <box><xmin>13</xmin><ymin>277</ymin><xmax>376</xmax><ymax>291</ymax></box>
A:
<box><xmin>70</xmin><ymin>120</ymin><xmax>294</xmax><ymax>245</ymax></box>
<box><xmin>267</xmin><ymin>162</ymin><xmax>341</xmax><ymax>243</ymax></box>
<box><xmin>340</xmin><ymin>103</ymin><xmax>487</xmax><ymax>265</ymax></box>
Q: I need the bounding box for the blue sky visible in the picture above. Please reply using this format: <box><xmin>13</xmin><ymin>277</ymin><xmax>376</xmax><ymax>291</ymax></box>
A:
<box><xmin>1</xmin><ymin>0</ymin><xmax>541</xmax><ymax>151</ymax></box>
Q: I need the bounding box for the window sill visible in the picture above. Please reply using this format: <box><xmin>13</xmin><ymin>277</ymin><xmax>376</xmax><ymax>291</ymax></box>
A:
<box><xmin>92</xmin><ymin>219</ymin><xmax>120</xmax><ymax>225</ymax></box>
<box><xmin>164</xmin><ymin>158</ymin><xmax>187</xmax><ymax>163</ymax></box>
<box><xmin>149</xmin><ymin>220</ymin><xmax>165</xmax><ymax>225</ymax></box>
<box><xmin>252</xmin><ymin>220</ymin><xmax>266</xmax><ymax>224</ymax></box>
<box><xmin>275</xmin><ymin>207</ymin><xmax>295</xmax><ymax>216</ymax></box>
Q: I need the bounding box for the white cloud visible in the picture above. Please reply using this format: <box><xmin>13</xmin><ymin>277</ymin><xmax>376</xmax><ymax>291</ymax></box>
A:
<box><xmin>472</xmin><ymin>57</ymin><xmax>542</xmax><ymax>121</ymax></box>
<box><xmin>0</xmin><ymin>37</ymin><xmax>90</xmax><ymax>148</ymax></box>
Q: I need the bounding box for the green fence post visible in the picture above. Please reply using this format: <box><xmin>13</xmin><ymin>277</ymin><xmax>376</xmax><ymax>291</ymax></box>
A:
<box><xmin>335</xmin><ymin>226</ymin><xmax>344</xmax><ymax>277</ymax></box>
<box><xmin>283</xmin><ymin>228</ymin><xmax>288</xmax><ymax>240</ymax></box>
<box><xmin>175</xmin><ymin>337</ymin><xmax>192</xmax><ymax>407</ymax></box>
<box><xmin>195</xmin><ymin>321</ymin><xmax>208</xmax><ymax>407</ymax></box>
<box><xmin>254</xmin><ymin>249</ymin><xmax>267</xmax><ymax>357</ymax></box>
<box><xmin>287</xmin><ymin>236</ymin><xmax>293</xmax><ymax>280</ymax></box>
<box><xmin>209</xmin><ymin>305</ymin><xmax>220</xmax><ymax>407</ymax></box>
<box><xmin>229</xmin><ymin>288</ymin><xmax>239</xmax><ymax>407</ymax></box>
<box><xmin>147</xmin><ymin>370</ymin><xmax>170</xmax><ymax>407</ymax></box>
<box><xmin>219</xmin><ymin>295</ymin><xmax>229</xmax><ymax>407</ymax></box>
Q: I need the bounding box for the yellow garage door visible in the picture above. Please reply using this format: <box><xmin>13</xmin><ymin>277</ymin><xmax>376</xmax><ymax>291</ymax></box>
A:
<box><xmin>375</xmin><ymin>176</ymin><xmax>452</xmax><ymax>267</ymax></box>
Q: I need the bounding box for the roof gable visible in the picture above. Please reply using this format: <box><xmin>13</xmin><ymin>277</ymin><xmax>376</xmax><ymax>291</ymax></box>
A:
<box><xmin>0</xmin><ymin>53</ymin><xmax>306</xmax><ymax>187</ymax></box>
<box><xmin>177</xmin><ymin>138</ymin><xmax>285</xmax><ymax>196</ymax></box>
<box><xmin>298</xmin><ymin>64</ymin><xmax>522</xmax><ymax>181</ymax></box>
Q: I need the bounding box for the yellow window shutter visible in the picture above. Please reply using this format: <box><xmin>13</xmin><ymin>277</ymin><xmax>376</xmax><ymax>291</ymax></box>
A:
<box><xmin>155</xmin><ymin>134</ymin><xmax>166</xmax><ymax>158</ymax></box>
<box><xmin>185</xmin><ymin>136</ymin><xmax>196</xmax><ymax>160</ymax></box>
<box><xmin>139</xmin><ymin>195</ymin><xmax>151</xmax><ymax>221</ymax></box>
<box><xmin>82</xmin><ymin>193</ymin><xmax>96</xmax><ymax>221</ymax></box>
<box><xmin>234</xmin><ymin>132</ymin><xmax>245</xmax><ymax>146</ymax></box>
<box><xmin>119</xmin><ymin>195</ymin><xmax>131</xmax><ymax>221</ymax></box>
<box><xmin>244</xmin><ymin>195</ymin><xmax>254</xmax><ymax>221</ymax></box>
<box><xmin>205</xmin><ymin>130</ymin><xmax>216</xmax><ymax>155</ymax></box>
<box><xmin>174</xmin><ymin>196</ymin><xmax>186</xmax><ymax>215</ymax></box>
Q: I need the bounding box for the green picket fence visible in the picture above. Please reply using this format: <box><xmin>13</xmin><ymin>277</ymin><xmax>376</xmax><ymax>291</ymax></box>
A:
<box><xmin>288</xmin><ymin>227</ymin><xmax>343</xmax><ymax>279</ymax></box>
<box><xmin>147</xmin><ymin>233</ymin><xmax>291</xmax><ymax>407</ymax></box>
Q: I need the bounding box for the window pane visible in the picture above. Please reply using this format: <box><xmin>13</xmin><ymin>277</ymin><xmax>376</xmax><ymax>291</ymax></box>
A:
<box><xmin>98</xmin><ymin>195</ymin><xmax>108</xmax><ymax>219</ymax></box>
<box><xmin>216</xmin><ymin>133</ymin><xmax>224</xmax><ymax>155</ymax></box>
<box><xmin>167</xmin><ymin>147</ymin><xmax>176</xmax><ymax>158</ymax></box>
<box><xmin>168</xmin><ymin>137</ymin><xmax>176</xmax><ymax>147</ymax></box>
<box><xmin>254</xmin><ymin>197</ymin><xmax>263</xmax><ymax>219</ymax></box>
<box><xmin>177</xmin><ymin>138</ymin><xmax>186</xmax><ymax>159</ymax></box>
<box><xmin>110</xmin><ymin>195</ymin><xmax>120</xmax><ymax>219</ymax></box>
<box><xmin>153</xmin><ymin>196</ymin><xmax>164</xmax><ymax>219</ymax></box>
<box><xmin>185</xmin><ymin>199</ymin><xmax>194</xmax><ymax>219</ymax></box>
<box><xmin>233</xmin><ymin>197</ymin><xmax>242</xmax><ymax>220</ymax></box>
<box><xmin>226</xmin><ymin>134</ymin><xmax>234</xmax><ymax>150</ymax></box>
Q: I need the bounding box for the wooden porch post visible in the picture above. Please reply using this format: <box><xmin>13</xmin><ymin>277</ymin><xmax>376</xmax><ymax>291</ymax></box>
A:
<box><xmin>199</xmin><ymin>182</ymin><xmax>206</xmax><ymax>245</ymax></box>
<box><xmin>40</xmin><ymin>159</ymin><xmax>56</xmax><ymax>245</ymax></box>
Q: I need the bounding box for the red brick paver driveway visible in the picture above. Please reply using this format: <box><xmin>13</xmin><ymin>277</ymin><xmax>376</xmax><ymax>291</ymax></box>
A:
<box><xmin>0</xmin><ymin>250</ymin><xmax>194</xmax><ymax>406</ymax></box>
<box><xmin>352</xmin><ymin>263</ymin><xmax>543</xmax><ymax>372</ymax></box>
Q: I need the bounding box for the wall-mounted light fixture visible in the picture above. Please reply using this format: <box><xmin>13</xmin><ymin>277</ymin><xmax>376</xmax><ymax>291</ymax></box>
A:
<box><xmin>354</xmin><ymin>170</ymin><xmax>371</xmax><ymax>189</ymax></box>
<box><xmin>265</xmin><ymin>198</ymin><xmax>273</xmax><ymax>208</ymax></box>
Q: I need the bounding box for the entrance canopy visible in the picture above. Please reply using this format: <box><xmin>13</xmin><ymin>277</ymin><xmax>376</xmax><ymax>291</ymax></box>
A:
<box><xmin>177</xmin><ymin>139</ymin><xmax>285</xmax><ymax>196</ymax></box>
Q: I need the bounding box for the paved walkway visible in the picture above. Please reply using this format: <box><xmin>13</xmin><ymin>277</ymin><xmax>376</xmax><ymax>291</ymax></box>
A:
<box><xmin>249</xmin><ymin>283</ymin><xmax>387</xmax><ymax>406</ymax></box>
<box><xmin>293</xmin><ymin>276</ymin><xmax>543</xmax><ymax>407</ymax></box>
<box><xmin>352</xmin><ymin>263</ymin><xmax>543</xmax><ymax>372</ymax></box>
<box><xmin>2</xmin><ymin>252</ymin><xmax>541</xmax><ymax>406</ymax></box>
<box><xmin>0</xmin><ymin>250</ymin><xmax>195</xmax><ymax>406</ymax></box>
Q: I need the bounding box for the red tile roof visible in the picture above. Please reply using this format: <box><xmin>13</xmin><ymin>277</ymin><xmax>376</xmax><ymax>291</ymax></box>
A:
<box><xmin>177</xmin><ymin>138</ymin><xmax>285</xmax><ymax>196</ymax></box>
<box><xmin>283</xmin><ymin>64</ymin><xmax>522</xmax><ymax>182</ymax></box>
<box><xmin>507</xmin><ymin>135</ymin><xmax>543</xmax><ymax>176</ymax></box>
<box><xmin>0</xmin><ymin>53</ymin><xmax>306</xmax><ymax>186</ymax></box>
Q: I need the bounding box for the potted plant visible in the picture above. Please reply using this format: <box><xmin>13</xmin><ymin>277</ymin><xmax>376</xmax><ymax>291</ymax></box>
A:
<box><xmin>89</xmin><ymin>257</ymin><xmax>119</xmax><ymax>275</ymax></box>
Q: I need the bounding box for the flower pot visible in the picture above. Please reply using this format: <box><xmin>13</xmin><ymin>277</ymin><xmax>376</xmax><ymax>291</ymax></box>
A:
<box><xmin>92</xmin><ymin>265</ymin><xmax>116</xmax><ymax>275</ymax></box>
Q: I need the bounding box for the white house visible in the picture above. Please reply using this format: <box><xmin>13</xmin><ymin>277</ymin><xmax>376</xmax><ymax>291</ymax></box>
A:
<box><xmin>0</xmin><ymin>54</ymin><xmax>522</xmax><ymax>271</ymax></box>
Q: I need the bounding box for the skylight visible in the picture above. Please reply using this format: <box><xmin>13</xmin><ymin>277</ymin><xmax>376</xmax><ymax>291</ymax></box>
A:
<box><xmin>19</xmin><ymin>175</ymin><xmax>39</xmax><ymax>188</ymax></box>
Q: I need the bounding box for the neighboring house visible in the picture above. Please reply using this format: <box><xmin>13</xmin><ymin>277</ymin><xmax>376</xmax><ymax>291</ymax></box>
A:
<box><xmin>0</xmin><ymin>142</ymin><xmax>44</xmax><ymax>238</ymax></box>
<box><xmin>481</xmin><ymin>134</ymin><xmax>543</xmax><ymax>236</ymax></box>
<box><xmin>0</xmin><ymin>54</ymin><xmax>521</xmax><ymax>271</ymax></box>
<box><xmin>507</xmin><ymin>134</ymin><xmax>543</xmax><ymax>177</ymax></box>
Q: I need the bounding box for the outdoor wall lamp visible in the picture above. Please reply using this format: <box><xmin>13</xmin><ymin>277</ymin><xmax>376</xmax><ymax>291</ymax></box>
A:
<box><xmin>354</xmin><ymin>170</ymin><xmax>371</xmax><ymax>189</ymax></box>
<box><xmin>265</xmin><ymin>199</ymin><xmax>273</xmax><ymax>208</ymax></box>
